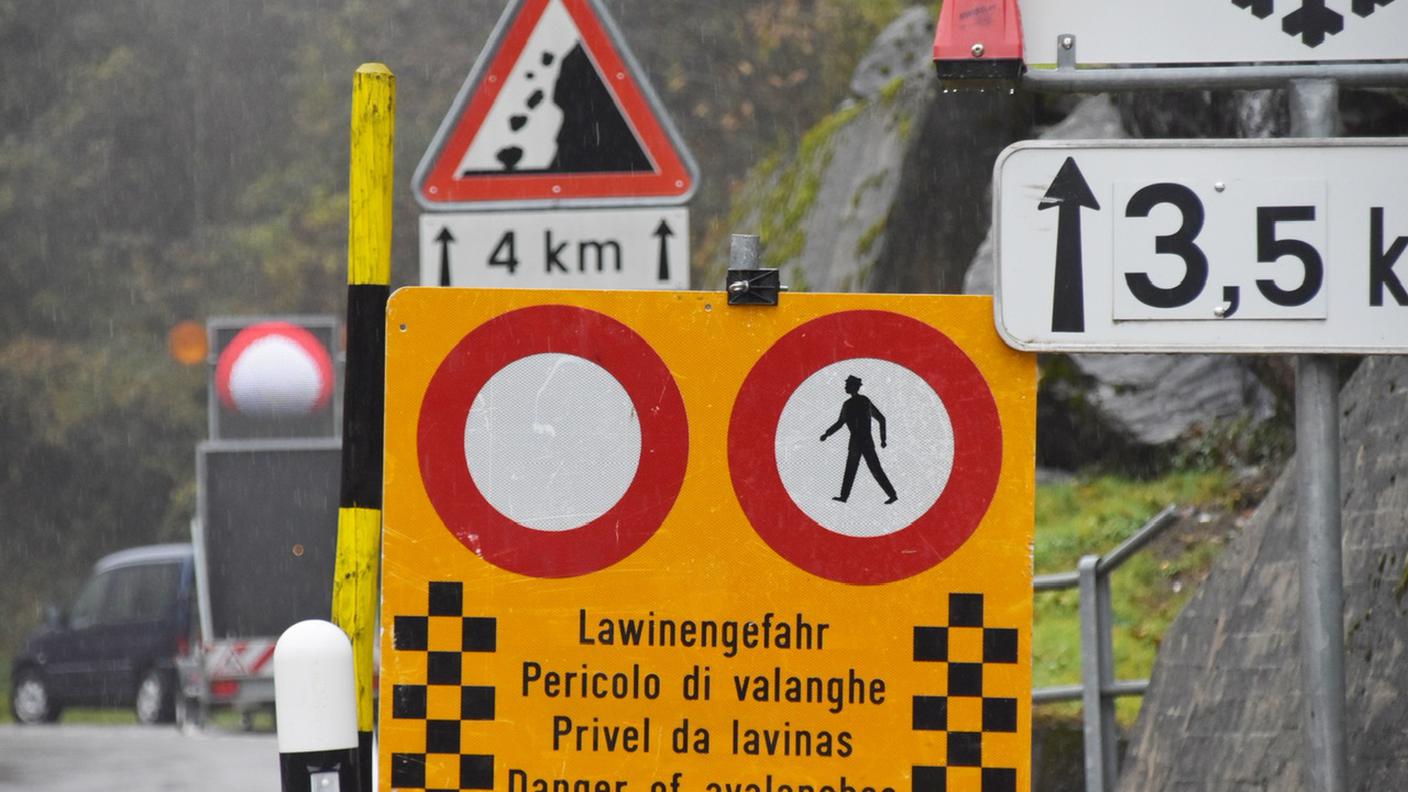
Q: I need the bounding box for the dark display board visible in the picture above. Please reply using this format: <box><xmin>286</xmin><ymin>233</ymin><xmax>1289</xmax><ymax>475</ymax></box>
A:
<box><xmin>198</xmin><ymin>441</ymin><xmax>341</xmax><ymax>638</ymax></box>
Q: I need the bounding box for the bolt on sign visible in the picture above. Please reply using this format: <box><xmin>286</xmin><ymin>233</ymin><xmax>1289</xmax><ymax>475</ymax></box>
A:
<box><xmin>379</xmin><ymin>290</ymin><xmax>1036</xmax><ymax>792</ymax></box>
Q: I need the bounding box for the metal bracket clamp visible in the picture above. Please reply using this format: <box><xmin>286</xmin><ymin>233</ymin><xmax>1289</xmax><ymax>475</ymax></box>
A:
<box><xmin>725</xmin><ymin>234</ymin><xmax>786</xmax><ymax>306</ymax></box>
<box><xmin>726</xmin><ymin>269</ymin><xmax>784</xmax><ymax>306</ymax></box>
<box><xmin>1057</xmin><ymin>34</ymin><xmax>1077</xmax><ymax>71</ymax></box>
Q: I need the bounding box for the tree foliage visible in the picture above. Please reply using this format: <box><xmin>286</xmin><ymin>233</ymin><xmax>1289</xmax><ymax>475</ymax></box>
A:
<box><xmin>0</xmin><ymin>0</ymin><xmax>903</xmax><ymax>655</ymax></box>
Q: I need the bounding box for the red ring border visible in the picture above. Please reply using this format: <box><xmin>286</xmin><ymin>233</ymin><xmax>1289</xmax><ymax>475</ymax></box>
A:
<box><xmin>417</xmin><ymin>305</ymin><xmax>688</xmax><ymax>578</ymax></box>
<box><xmin>215</xmin><ymin>321</ymin><xmax>334</xmax><ymax>414</ymax></box>
<box><xmin>728</xmin><ymin>311</ymin><xmax>1003</xmax><ymax>585</ymax></box>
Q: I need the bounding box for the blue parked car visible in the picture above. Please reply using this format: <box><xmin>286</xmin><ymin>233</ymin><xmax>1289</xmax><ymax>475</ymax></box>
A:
<box><xmin>10</xmin><ymin>544</ymin><xmax>196</xmax><ymax>725</ymax></box>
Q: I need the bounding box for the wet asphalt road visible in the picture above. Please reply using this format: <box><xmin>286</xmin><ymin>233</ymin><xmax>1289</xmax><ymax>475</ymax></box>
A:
<box><xmin>0</xmin><ymin>724</ymin><xmax>280</xmax><ymax>791</ymax></box>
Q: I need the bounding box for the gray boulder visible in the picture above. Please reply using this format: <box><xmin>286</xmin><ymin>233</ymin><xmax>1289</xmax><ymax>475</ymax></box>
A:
<box><xmin>1119</xmin><ymin>355</ymin><xmax>1408</xmax><ymax>791</ymax></box>
<box><xmin>1068</xmin><ymin>354</ymin><xmax>1273</xmax><ymax>447</ymax></box>
<box><xmin>849</xmin><ymin>6</ymin><xmax>933</xmax><ymax>98</ymax></box>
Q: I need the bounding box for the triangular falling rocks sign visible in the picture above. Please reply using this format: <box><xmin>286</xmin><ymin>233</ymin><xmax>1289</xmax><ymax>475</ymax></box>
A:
<box><xmin>414</xmin><ymin>0</ymin><xmax>698</xmax><ymax>209</ymax></box>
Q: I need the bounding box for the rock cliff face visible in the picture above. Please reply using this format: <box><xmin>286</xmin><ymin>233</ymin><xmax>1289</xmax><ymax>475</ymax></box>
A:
<box><xmin>1119</xmin><ymin>356</ymin><xmax>1408</xmax><ymax>791</ymax></box>
<box><xmin>715</xmin><ymin>9</ymin><xmax>1283</xmax><ymax>465</ymax></box>
<box><xmin>705</xmin><ymin>6</ymin><xmax>1031</xmax><ymax>294</ymax></box>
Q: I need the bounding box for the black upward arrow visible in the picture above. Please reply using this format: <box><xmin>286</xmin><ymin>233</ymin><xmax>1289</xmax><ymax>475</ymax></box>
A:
<box><xmin>653</xmin><ymin>219</ymin><xmax>675</xmax><ymax>282</ymax></box>
<box><xmin>435</xmin><ymin>226</ymin><xmax>455</xmax><ymax>287</ymax></box>
<box><xmin>1038</xmin><ymin>157</ymin><xmax>1100</xmax><ymax>333</ymax></box>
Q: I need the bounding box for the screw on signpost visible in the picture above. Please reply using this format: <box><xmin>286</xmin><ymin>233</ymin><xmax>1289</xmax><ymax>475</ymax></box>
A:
<box><xmin>275</xmin><ymin>621</ymin><xmax>360</xmax><ymax>792</ymax></box>
<box><xmin>331</xmin><ymin>61</ymin><xmax>395</xmax><ymax>792</ymax></box>
<box><xmin>1289</xmin><ymin>77</ymin><xmax>1348</xmax><ymax>792</ymax></box>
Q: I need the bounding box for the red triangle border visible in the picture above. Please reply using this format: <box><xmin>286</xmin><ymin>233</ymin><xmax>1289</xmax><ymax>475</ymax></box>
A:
<box><xmin>415</xmin><ymin>0</ymin><xmax>697</xmax><ymax>208</ymax></box>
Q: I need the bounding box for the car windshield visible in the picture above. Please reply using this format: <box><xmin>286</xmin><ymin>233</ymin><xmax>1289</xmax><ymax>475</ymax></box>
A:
<box><xmin>66</xmin><ymin>573</ymin><xmax>109</xmax><ymax>631</ymax></box>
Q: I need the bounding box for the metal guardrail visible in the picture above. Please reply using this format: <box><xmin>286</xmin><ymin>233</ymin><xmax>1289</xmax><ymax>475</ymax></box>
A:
<box><xmin>1032</xmin><ymin>504</ymin><xmax>1184</xmax><ymax>792</ymax></box>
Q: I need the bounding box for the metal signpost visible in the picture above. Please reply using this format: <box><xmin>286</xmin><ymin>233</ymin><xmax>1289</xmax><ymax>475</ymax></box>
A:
<box><xmin>933</xmin><ymin>0</ymin><xmax>1408</xmax><ymax>790</ymax></box>
<box><xmin>413</xmin><ymin>0</ymin><xmax>698</xmax><ymax>289</ymax></box>
<box><xmin>377</xmin><ymin>288</ymin><xmax>1037</xmax><ymax>792</ymax></box>
<box><xmin>1287</xmin><ymin>78</ymin><xmax>1348</xmax><ymax>792</ymax></box>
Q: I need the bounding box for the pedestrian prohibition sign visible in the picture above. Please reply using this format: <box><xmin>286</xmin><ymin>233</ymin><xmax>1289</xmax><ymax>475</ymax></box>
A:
<box><xmin>380</xmin><ymin>289</ymin><xmax>1036</xmax><ymax>792</ymax></box>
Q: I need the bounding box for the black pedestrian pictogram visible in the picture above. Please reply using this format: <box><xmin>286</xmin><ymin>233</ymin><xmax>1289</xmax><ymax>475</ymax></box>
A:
<box><xmin>820</xmin><ymin>375</ymin><xmax>898</xmax><ymax>504</ymax></box>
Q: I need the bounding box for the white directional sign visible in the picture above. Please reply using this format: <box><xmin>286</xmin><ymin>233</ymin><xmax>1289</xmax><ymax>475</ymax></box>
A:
<box><xmin>1021</xmin><ymin>0</ymin><xmax>1408</xmax><ymax>68</ymax></box>
<box><xmin>420</xmin><ymin>207</ymin><xmax>688</xmax><ymax>288</ymax></box>
<box><xmin>994</xmin><ymin>139</ymin><xmax>1408</xmax><ymax>353</ymax></box>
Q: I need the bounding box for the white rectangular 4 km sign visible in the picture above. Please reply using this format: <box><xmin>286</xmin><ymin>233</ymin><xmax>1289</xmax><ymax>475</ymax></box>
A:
<box><xmin>994</xmin><ymin>139</ymin><xmax>1408</xmax><ymax>353</ymax></box>
<box><xmin>420</xmin><ymin>206</ymin><xmax>689</xmax><ymax>289</ymax></box>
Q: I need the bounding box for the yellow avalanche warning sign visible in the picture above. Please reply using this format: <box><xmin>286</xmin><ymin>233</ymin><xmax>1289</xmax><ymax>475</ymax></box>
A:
<box><xmin>380</xmin><ymin>289</ymin><xmax>1035</xmax><ymax>792</ymax></box>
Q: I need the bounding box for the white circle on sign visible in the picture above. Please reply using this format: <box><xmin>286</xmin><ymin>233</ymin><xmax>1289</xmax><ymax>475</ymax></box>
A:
<box><xmin>227</xmin><ymin>335</ymin><xmax>327</xmax><ymax>416</ymax></box>
<box><xmin>465</xmin><ymin>353</ymin><xmax>642</xmax><ymax>533</ymax></box>
<box><xmin>774</xmin><ymin>358</ymin><xmax>954</xmax><ymax>537</ymax></box>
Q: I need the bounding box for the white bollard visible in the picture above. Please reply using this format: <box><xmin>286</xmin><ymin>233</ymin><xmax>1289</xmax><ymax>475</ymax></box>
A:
<box><xmin>275</xmin><ymin>620</ymin><xmax>360</xmax><ymax>792</ymax></box>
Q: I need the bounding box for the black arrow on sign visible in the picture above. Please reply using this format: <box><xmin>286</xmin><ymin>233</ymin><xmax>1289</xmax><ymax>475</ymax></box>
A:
<box><xmin>1038</xmin><ymin>157</ymin><xmax>1100</xmax><ymax>334</ymax></box>
<box><xmin>653</xmin><ymin>219</ymin><xmax>675</xmax><ymax>282</ymax></box>
<box><xmin>435</xmin><ymin>226</ymin><xmax>455</xmax><ymax>287</ymax></box>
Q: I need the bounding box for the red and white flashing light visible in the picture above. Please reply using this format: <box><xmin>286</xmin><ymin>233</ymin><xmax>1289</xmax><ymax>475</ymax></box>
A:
<box><xmin>934</xmin><ymin>0</ymin><xmax>1025</xmax><ymax>87</ymax></box>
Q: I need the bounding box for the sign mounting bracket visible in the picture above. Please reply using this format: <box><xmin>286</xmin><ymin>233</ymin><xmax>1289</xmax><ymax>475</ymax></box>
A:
<box><xmin>726</xmin><ymin>270</ymin><xmax>784</xmax><ymax>306</ymax></box>
<box><xmin>725</xmin><ymin>234</ymin><xmax>785</xmax><ymax>306</ymax></box>
<box><xmin>1056</xmin><ymin>34</ymin><xmax>1077</xmax><ymax>71</ymax></box>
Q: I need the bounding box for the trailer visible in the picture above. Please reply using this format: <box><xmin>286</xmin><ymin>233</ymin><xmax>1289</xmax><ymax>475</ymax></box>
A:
<box><xmin>178</xmin><ymin>438</ymin><xmax>342</xmax><ymax>729</ymax></box>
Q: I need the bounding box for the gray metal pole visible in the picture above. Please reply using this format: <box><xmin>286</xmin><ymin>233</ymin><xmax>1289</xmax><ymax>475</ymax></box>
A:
<box><xmin>1289</xmin><ymin>78</ymin><xmax>1348</xmax><ymax>792</ymax></box>
<box><xmin>730</xmin><ymin>234</ymin><xmax>761</xmax><ymax>269</ymax></box>
<box><xmin>1077</xmin><ymin>555</ymin><xmax>1118</xmax><ymax>792</ymax></box>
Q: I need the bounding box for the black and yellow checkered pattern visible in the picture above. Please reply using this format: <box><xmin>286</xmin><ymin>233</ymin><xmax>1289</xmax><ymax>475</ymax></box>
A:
<box><xmin>911</xmin><ymin>593</ymin><xmax>1021</xmax><ymax>792</ymax></box>
<box><xmin>389</xmin><ymin>581</ymin><xmax>496</xmax><ymax>792</ymax></box>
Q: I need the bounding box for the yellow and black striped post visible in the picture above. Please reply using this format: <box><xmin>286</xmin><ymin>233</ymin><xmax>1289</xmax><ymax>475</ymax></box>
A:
<box><xmin>332</xmin><ymin>61</ymin><xmax>394</xmax><ymax>792</ymax></box>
